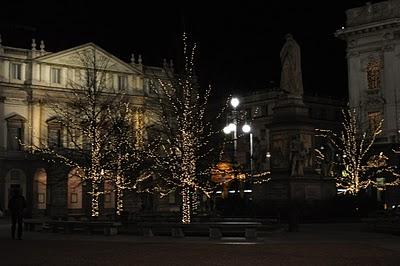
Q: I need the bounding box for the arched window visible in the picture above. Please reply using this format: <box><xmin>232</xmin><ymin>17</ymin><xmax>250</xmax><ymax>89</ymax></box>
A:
<box><xmin>3</xmin><ymin>169</ymin><xmax>26</xmax><ymax>211</ymax></box>
<box><xmin>67</xmin><ymin>168</ymin><xmax>83</xmax><ymax>209</ymax></box>
<box><xmin>33</xmin><ymin>168</ymin><xmax>47</xmax><ymax>210</ymax></box>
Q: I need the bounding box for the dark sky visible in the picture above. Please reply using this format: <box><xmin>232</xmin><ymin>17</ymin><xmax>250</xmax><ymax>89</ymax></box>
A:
<box><xmin>1</xmin><ymin>0</ymin><xmax>371</xmax><ymax>100</ymax></box>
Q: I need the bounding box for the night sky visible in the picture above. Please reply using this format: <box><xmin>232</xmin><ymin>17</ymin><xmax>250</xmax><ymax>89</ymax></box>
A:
<box><xmin>1</xmin><ymin>0</ymin><xmax>371</xmax><ymax>100</ymax></box>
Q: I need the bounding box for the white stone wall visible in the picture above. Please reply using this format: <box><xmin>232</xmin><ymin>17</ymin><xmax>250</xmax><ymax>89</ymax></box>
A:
<box><xmin>338</xmin><ymin>12</ymin><xmax>400</xmax><ymax>143</ymax></box>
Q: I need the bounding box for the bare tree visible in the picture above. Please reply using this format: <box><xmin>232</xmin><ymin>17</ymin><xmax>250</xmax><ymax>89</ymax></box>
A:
<box><xmin>148</xmin><ymin>33</ymin><xmax>225</xmax><ymax>224</ymax></box>
<box><xmin>104</xmin><ymin>103</ymin><xmax>157</xmax><ymax>216</ymax></box>
<box><xmin>315</xmin><ymin>107</ymin><xmax>398</xmax><ymax>195</ymax></box>
<box><xmin>30</xmin><ymin>47</ymin><xmax>127</xmax><ymax>217</ymax></box>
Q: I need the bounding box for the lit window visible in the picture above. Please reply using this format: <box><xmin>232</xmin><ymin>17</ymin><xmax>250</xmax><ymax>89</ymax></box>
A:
<box><xmin>51</xmin><ymin>68</ymin><xmax>61</xmax><ymax>84</ymax></box>
<box><xmin>367</xmin><ymin>59</ymin><xmax>382</xmax><ymax>90</ymax></box>
<box><xmin>368</xmin><ymin>111</ymin><xmax>382</xmax><ymax>131</ymax></box>
<box><xmin>118</xmin><ymin>75</ymin><xmax>127</xmax><ymax>90</ymax></box>
<box><xmin>11</xmin><ymin>63</ymin><xmax>22</xmax><ymax>80</ymax></box>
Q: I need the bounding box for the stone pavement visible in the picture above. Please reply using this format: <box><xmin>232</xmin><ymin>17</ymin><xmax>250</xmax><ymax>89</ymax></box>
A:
<box><xmin>0</xmin><ymin>218</ymin><xmax>399</xmax><ymax>265</ymax></box>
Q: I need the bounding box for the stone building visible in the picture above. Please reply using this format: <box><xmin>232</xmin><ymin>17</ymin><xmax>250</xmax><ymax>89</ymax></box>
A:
<box><xmin>336</xmin><ymin>0</ymin><xmax>400</xmax><ymax>207</ymax></box>
<box><xmin>336</xmin><ymin>0</ymin><xmax>400</xmax><ymax>144</ymax></box>
<box><xmin>0</xmin><ymin>38</ymin><xmax>176</xmax><ymax>217</ymax></box>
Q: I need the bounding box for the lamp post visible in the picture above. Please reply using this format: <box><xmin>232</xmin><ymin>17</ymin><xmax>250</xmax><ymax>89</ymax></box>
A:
<box><xmin>230</xmin><ymin>97</ymin><xmax>239</xmax><ymax>160</ymax></box>
<box><xmin>223</xmin><ymin>97</ymin><xmax>243</xmax><ymax>197</ymax></box>
<box><xmin>242</xmin><ymin>124</ymin><xmax>253</xmax><ymax>180</ymax></box>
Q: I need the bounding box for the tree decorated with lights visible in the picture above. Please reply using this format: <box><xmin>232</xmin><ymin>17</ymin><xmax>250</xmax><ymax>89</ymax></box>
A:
<box><xmin>149</xmin><ymin>33</ymin><xmax>224</xmax><ymax>224</ymax></box>
<box><xmin>104</xmin><ymin>103</ymin><xmax>158</xmax><ymax>216</ymax></box>
<box><xmin>29</xmin><ymin>48</ymin><xmax>129</xmax><ymax>217</ymax></box>
<box><xmin>315</xmin><ymin>107</ymin><xmax>397</xmax><ymax>195</ymax></box>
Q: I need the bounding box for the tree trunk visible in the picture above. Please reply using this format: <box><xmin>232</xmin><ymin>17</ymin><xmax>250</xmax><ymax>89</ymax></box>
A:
<box><xmin>91</xmin><ymin>181</ymin><xmax>100</xmax><ymax>217</ymax></box>
<box><xmin>182</xmin><ymin>187</ymin><xmax>191</xmax><ymax>224</ymax></box>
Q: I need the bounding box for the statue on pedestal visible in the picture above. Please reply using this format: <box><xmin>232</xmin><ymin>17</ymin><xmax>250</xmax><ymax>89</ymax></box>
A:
<box><xmin>280</xmin><ymin>34</ymin><xmax>303</xmax><ymax>97</ymax></box>
<box><xmin>289</xmin><ymin>135</ymin><xmax>306</xmax><ymax>176</ymax></box>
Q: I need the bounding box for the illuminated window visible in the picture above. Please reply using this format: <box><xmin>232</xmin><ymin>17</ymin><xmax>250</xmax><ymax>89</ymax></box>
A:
<box><xmin>68</xmin><ymin>168</ymin><xmax>83</xmax><ymax>209</ymax></box>
<box><xmin>368</xmin><ymin>111</ymin><xmax>382</xmax><ymax>131</ymax></box>
<box><xmin>51</xmin><ymin>68</ymin><xmax>61</xmax><ymax>84</ymax></box>
<box><xmin>38</xmin><ymin>193</ymin><xmax>45</xmax><ymax>204</ymax></box>
<box><xmin>11</xmin><ymin>63</ymin><xmax>22</xmax><ymax>80</ymax></box>
<box><xmin>71</xmin><ymin>193</ymin><xmax>78</xmax><ymax>203</ymax></box>
<box><xmin>118</xmin><ymin>75</ymin><xmax>127</xmax><ymax>90</ymax></box>
<box><xmin>367</xmin><ymin>59</ymin><xmax>382</xmax><ymax>90</ymax></box>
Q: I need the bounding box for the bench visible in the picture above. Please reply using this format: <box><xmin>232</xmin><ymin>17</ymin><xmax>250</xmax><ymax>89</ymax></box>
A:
<box><xmin>207</xmin><ymin>222</ymin><xmax>261</xmax><ymax>240</ymax></box>
<box><xmin>139</xmin><ymin>222</ymin><xmax>185</xmax><ymax>238</ymax></box>
<box><xmin>24</xmin><ymin>219</ymin><xmax>46</xmax><ymax>231</ymax></box>
<box><xmin>47</xmin><ymin>220</ymin><xmax>122</xmax><ymax>236</ymax></box>
<box><xmin>137</xmin><ymin>221</ymin><xmax>262</xmax><ymax>240</ymax></box>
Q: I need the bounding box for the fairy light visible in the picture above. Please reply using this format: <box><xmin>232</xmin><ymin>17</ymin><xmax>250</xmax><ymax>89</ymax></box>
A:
<box><xmin>25</xmin><ymin>48</ymin><xmax>153</xmax><ymax>218</ymax></box>
<box><xmin>147</xmin><ymin>33</ymin><xmax>226</xmax><ymax>224</ymax></box>
<box><xmin>314</xmin><ymin>107</ymin><xmax>400</xmax><ymax>195</ymax></box>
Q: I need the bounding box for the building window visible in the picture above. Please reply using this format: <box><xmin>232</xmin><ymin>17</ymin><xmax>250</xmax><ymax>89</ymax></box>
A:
<box><xmin>51</xmin><ymin>68</ymin><xmax>61</xmax><ymax>84</ymax></box>
<box><xmin>367</xmin><ymin>59</ymin><xmax>382</xmax><ymax>90</ymax></box>
<box><xmin>47</xmin><ymin>118</ymin><xmax>63</xmax><ymax>148</ymax></box>
<box><xmin>6</xmin><ymin>115</ymin><xmax>25</xmax><ymax>151</ymax></box>
<box><xmin>118</xmin><ymin>75</ymin><xmax>127</xmax><ymax>90</ymax></box>
<box><xmin>68</xmin><ymin>168</ymin><xmax>83</xmax><ymax>209</ymax></box>
<box><xmin>368</xmin><ymin>111</ymin><xmax>382</xmax><ymax>131</ymax></box>
<box><xmin>11</xmin><ymin>63</ymin><xmax>22</xmax><ymax>80</ymax></box>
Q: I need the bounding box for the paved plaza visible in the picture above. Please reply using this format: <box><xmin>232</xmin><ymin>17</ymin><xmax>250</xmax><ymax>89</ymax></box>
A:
<box><xmin>0</xmin><ymin>220</ymin><xmax>399</xmax><ymax>265</ymax></box>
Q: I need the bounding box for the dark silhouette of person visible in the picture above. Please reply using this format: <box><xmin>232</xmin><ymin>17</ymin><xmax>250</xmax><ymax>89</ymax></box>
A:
<box><xmin>8</xmin><ymin>188</ymin><xmax>26</xmax><ymax>240</ymax></box>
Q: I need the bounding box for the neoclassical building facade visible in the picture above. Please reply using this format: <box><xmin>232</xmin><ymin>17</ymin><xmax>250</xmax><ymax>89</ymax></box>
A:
<box><xmin>336</xmin><ymin>0</ymin><xmax>400</xmax><ymax>207</ymax></box>
<box><xmin>0</xmin><ymin>38</ymin><xmax>175</xmax><ymax>217</ymax></box>
<box><xmin>336</xmin><ymin>0</ymin><xmax>400</xmax><ymax>144</ymax></box>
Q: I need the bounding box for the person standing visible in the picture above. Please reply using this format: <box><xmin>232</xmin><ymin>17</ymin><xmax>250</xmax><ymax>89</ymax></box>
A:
<box><xmin>8</xmin><ymin>188</ymin><xmax>26</xmax><ymax>240</ymax></box>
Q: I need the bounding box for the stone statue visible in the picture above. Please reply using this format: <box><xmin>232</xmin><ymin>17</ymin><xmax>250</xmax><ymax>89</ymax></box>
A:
<box><xmin>289</xmin><ymin>135</ymin><xmax>306</xmax><ymax>176</ymax></box>
<box><xmin>280</xmin><ymin>34</ymin><xmax>303</xmax><ymax>97</ymax></box>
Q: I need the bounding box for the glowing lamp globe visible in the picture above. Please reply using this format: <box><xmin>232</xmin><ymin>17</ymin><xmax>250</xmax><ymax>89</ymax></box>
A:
<box><xmin>223</xmin><ymin>126</ymin><xmax>231</xmax><ymax>134</ymax></box>
<box><xmin>230</xmin><ymin>97</ymin><xmax>239</xmax><ymax>108</ymax></box>
<box><xmin>227</xmin><ymin>123</ymin><xmax>236</xmax><ymax>132</ymax></box>
<box><xmin>242</xmin><ymin>124</ymin><xmax>251</xmax><ymax>133</ymax></box>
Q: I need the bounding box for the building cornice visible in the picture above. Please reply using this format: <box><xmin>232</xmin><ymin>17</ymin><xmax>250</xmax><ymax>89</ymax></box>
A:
<box><xmin>335</xmin><ymin>18</ymin><xmax>400</xmax><ymax>39</ymax></box>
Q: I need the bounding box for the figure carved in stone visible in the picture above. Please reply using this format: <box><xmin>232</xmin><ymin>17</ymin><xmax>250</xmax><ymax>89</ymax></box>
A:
<box><xmin>289</xmin><ymin>135</ymin><xmax>306</xmax><ymax>176</ymax></box>
<box><xmin>280</xmin><ymin>34</ymin><xmax>303</xmax><ymax>97</ymax></box>
<box><xmin>367</xmin><ymin>59</ymin><xmax>382</xmax><ymax>90</ymax></box>
<box><xmin>320</xmin><ymin>142</ymin><xmax>335</xmax><ymax>177</ymax></box>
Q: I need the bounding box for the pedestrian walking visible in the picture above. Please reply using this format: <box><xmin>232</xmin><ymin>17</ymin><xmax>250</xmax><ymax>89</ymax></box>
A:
<box><xmin>8</xmin><ymin>188</ymin><xmax>26</xmax><ymax>240</ymax></box>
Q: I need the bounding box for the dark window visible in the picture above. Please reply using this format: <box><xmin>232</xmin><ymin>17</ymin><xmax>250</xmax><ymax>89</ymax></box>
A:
<box><xmin>11</xmin><ymin>63</ymin><xmax>22</xmax><ymax>80</ymax></box>
<box><xmin>7</xmin><ymin>116</ymin><xmax>25</xmax><ymax>151</ymax></box>
<box><xmin>47</xmin><ymin>119</ymin><xmax>63</xmax><ymax>149</ymax></box>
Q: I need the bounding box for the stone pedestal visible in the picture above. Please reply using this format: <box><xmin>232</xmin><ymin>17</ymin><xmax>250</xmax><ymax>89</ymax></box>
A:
<box><xmin>253</xmin><ymin>94</ymin><xmax>336</xmax><ymax>216</ymax></box>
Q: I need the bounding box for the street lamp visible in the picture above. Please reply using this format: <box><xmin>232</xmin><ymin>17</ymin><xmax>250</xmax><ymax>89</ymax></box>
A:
<box><xmin>242</xmin><ymin>124</ymin><xmax>253</xmax><ymax>181</ymax></box>
<box><xmin>230</xmin><ymin>97</ymin><xmax>240</xmax><ymax>108</ymax></box>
